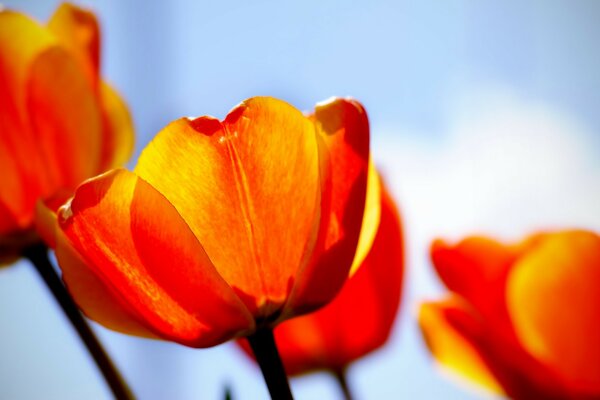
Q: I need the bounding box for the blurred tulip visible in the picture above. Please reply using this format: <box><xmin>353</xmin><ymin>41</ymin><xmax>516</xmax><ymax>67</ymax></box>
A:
<box><xmin>0</xmin><ymin>3</ymin><xmax>134</xmax><ymax>263</ymax></box>
<box><xmin>54</xmin><ymin>96</ymin><xmax>370</xmax><ymax>349</ymax></box>
<box><xmin>238</xmin><ymin>175</ymin><xmax>403</xmax><ymax>379</ymax></box>
<box><xmin>419</xmin><ymin>230</ymin><xmax>600</xmax><ymax>399</ymax></box>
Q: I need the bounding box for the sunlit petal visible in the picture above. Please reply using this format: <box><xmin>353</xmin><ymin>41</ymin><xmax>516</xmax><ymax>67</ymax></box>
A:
<box><xmin>135</xmin><ymin>97</ymin><xmax>321</xmax><ymax>317</ymax></box>
<box><xmin>58</xmin><ymin>169</ymin><xmax>254</xmax><ymax>346</ymax></box>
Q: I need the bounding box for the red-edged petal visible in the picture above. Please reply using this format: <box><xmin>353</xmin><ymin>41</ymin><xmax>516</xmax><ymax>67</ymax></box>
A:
<box><xmin>507</xmin><ymin>230</ymin><xmax>600</xmax><ymax>395</ymax></box>
<box><xmin>285</xmin><ymin>97</ymin><xmax>370</xmax><ymax>315</ymax></box>
<box><xmin>270</xmin><ymin>179</ymin><xmax>403</xmax><ymax>374</ymax></box>
<box><xmin>57</xmin><ymin>169</ymin><xmax>254</xmax><ymax>347</ymax></box>
<box><xmin>134</xmin><ymin>97</ymin><xmax>321</xmax><ymax>318</ymax></box>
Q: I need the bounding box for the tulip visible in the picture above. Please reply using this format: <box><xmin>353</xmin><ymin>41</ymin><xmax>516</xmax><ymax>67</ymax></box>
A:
<box><xmin>419</xmin><ymin>230</ymin><xmax>600</xmax><ymax>399</ymax></box>
<box><xmin>238</xmin><ymin>175</ymin><xmax>403</xmax><ymax>399</ymax></box>
<box><xmin>54</xmin><ymin>96</ymin><xmax>370</xmax><ymax>398</ymax></box>
<box><xmin>0</xmin><ymin>4</ymin><xmax>134</xmax><ymax>398</ymax></box>
<box><xmin>0</xmin><ymin>3</ymin><xmax>134</xmax><ymax>262</ymax></box>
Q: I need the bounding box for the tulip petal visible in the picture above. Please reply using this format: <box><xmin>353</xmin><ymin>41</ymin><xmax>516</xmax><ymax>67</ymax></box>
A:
<box><xmin>286</xmin><ymin>97</ymin><xmax>370</xmax><ymax>314</ymax></box>
<box><xmin>47</xmin><ymin>3</ymin><xmax>100</xmax><ymax>87</ymax></box>
<box><xmin>98</xmin><ymin>82</ymin><xmax>135</xmax><ymax>170</ymax></box>
<box><xmin>26</xmin><ymin>45</ymin><xmax>102</xmax><ymax>193</ymax></box>
<box><xmin>0</xmin><ymin>10</ymin><xmax>55</xmax><ymax>229</ymax></box>
<box><xmin>134</xmin><ymin>97</ymin><xmax>321</xmax><ymax>318</ymax></box>
<box><xmin>349</xmin><ymin>159</ymin><xmax>381</xmax><ymax>276</ymax></box>
<box><xmin>274</xmin><ymin>181</ymin><xmax>402</xmax><ymax>374</ymax></box>
<box><xmin>0</xmin><ymin>199</ymin><xmax>21</xmax><ymax>265</ymax></box>
<box><xmin>56</xmin><ymin>228</ymin><xmax>156</xmax><ymax>338</ymax></box>
<box><xmin>58</xmin><ymin>169</ymin><xmax>254</xmax><ymax>346</ymax></box>
<box><xmin>0</xmin><ymin>198</ymin><xmax>18</xmax><ymax>238</ymax></box>
<box><xmin>430</xmin><ymin>236</ymin><xmax>519</xmax><ymax>331</ymax></box>
<box><xmin>419</xmin><ymin>299</ymin><xmax>505</xmax><ymax>395</ymax></box>
<box><xmin>507</xmin><ymin>230</ymin><xmax>600</xmax><ymax>394</ymax></box>
<box><xmin>0</xmin><ymin>10</ymin><xmax>54</xmax><ymax>96</ymax></box>
<box><xmin>421</xmin><ymin>297</ymin><xmax>572</xmax><ymax>398</ymax></box>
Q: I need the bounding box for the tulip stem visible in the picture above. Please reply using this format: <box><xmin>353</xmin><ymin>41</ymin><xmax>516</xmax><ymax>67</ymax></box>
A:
<box><xmin>23</xmin><ymin>243</ymin><xmax>134</xmax><ymax>400</ymax></box>
<box><xmin>247</xmin><ymin>328</ymin><xmax>293</xmax><ymax>400</ymax></box>
<box><xmin>334</xmin><ymin>369</ymin><xmax>354</xmax><ymax>400</ymax></box>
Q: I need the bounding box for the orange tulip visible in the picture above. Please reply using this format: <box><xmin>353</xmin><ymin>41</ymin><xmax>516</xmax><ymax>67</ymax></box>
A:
<box><xmin>0</xmin><ymin>3</ymin><xmax>134</xmax><ymax>263</ymax></box>
<box><xmin>53</xmin><ymin>96</ymin><xmax>370</xmax><ymax>348</ymax></box>
<box><xmin>238</xmin><ymin>176</ymin><xmax>403</xmax><ymax>376</ymax></box>
<box><xmin>419</xmin><ymin>230</ymin><xmax>600</xmax><ymax>399</ymax></box>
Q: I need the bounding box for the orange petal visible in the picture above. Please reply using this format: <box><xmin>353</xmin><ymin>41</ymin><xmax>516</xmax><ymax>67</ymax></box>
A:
<box><xmin>98</xmin><ymin>82</ymin><xmax>135</xmax><ymax>170</ymax></box>
<box><xmin>273</xmin><ymin>180</ymin><xmax>403</xmax><ymax>374</ymax></box>
<box><xmin>56</xmin><ymin>227</ymin><xmax>156</xmax><ymax>338</ymax></box>
<box><xmin>134</xmin><ymin>97</ymin><xmax>321</xmax><ymax>317</ymax></box>
<box><xmin>430</xmin><ymin>236</ymin><xmax>518</xmax><ymax>331</ymax></box>
<box><xmin>47</xmin><ymin>3</ymin><xmax>100</xmax><ymax>88</ymax></box>
<box><xmin>0</xmin><ymin>10</ymin><xmax>55</xmax><ymax>229</ymax></box>
<box><xmin>421</xmin><ymin>298</ymin><xmax>572</xmax><ymax>398</ymax></box>
<box><xmin>507</xmin><ymin>230</ymin><xmax>600</xmax><ymax>394</ymax></box>
<box><xmin>285</xmin><ymin>97</ymin><xmax>370</xmax><ymax>314</ymax></box>
<box><xmin>419</xmin><ymin>298</ymin><xmax>506</xmax><ymax>395</ymax></box>
<box><xmin>26</xmin><ymin>45</ymin><xmax>102</xmax><ymax>193</ymax></box>
<box><xmin>58</xmin><ymin>169</ymin><xmax>254</xmax><ymax>347</ymax></box>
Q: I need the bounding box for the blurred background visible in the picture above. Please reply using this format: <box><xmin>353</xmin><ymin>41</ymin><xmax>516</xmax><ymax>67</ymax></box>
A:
<box><xmin>1</xmin><ymin>0</ymin><xmax>600</xmax><ymax>398</ymax></box>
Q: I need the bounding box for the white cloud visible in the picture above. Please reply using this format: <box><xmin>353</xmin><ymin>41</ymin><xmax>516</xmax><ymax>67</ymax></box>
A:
<box><xmin>376</xmin><ymin>84</ymin><xmax>600</xmax><ymax>241</ymax></box>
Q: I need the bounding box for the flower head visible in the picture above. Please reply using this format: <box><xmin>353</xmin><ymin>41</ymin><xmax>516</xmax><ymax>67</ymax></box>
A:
<box><xmin>54</xmin><ymin>96</ymin><xmax>370</xmax><ymax>347</ymax></box>
<box><xmin>419</xmin><ymin>230</ymin><xmax>600</xmax><ymax>399</ymax></box>
<box><xmin>0</xmin><ymin>3</ymin><xmax>134</xmax><ymax>262</ymax></box>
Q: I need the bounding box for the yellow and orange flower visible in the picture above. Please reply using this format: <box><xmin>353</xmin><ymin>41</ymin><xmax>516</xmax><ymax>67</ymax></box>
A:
<box><xmin>419</xmin><ymin>230</ymin><xmax>600</xmax><ymax>399</ymax></box>
<box><xmin>53</xmin><ymin>96</ymin><xmax>371</xmax><ymax>348</ymax></box>
<box><xmin>239</xmin><ymin>176</ymin><xmax>403</xmax><ymax>375</ymax></box>
<box><xmin>0</xmin><ymin>3</ymin><xmax>134</xmax><ymax>262</ymax></box>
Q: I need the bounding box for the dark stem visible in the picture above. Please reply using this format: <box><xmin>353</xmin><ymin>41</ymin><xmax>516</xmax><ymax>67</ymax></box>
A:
<box><xmin>23</xmin><ymin>243</ymin><xmax>134</xmax><ymax>400</ymax></box>
<box><xmin>333</xmin><ymin>369</ymin><xmax>354</xmax><ymax>400</ymax></box>
<box><xmin>247</xmin><ymin>328</ymin><xmax>293</xmax><ymax>400</ymax></box>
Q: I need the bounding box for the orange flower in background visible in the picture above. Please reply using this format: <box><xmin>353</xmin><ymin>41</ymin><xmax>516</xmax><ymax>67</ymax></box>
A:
<box><xmin>419</xmin><ymin>230</ymin><xmax>600</xmax><ymax>399</ymax></box>
<box><xmin>53</xmin><ymin>96</ymin><xmax>370</xmax><ymax>348</ymax></box>
<box><xmin>0</xmin><ymin>3</ymin><xmax>134</xmax><ymax>262</ymax></box>
<box><xmin>239</xmin><ymin>176</ymin><xmax>403</xmax><ymax>375</ymax></box>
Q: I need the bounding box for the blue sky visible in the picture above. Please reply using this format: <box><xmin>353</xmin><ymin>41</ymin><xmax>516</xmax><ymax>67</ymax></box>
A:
<box><xmin>1</xmin><ymin>1</ymin><xmax>600</xmax><ymax>399</ymax></box>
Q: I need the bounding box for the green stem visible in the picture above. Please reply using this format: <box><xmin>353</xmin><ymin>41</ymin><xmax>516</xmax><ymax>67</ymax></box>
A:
<box><xmin>23</xmin><ymin>243</ymin><xmax>134</xmax><ymax>400</ymax></box>
<box><xmin>247</xmin><ymin>328</ymin><xmax>293</xmax><ymax>400</ymax></box>
<box><xmin>333</xmin><ymin>369</ymin><xmax>354</xmax><ymax>400</ymax></box>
